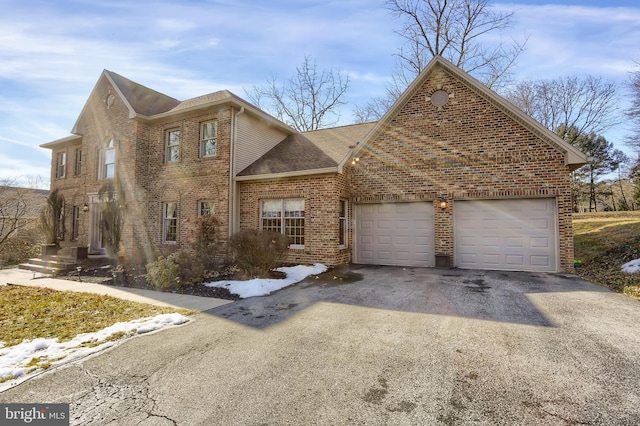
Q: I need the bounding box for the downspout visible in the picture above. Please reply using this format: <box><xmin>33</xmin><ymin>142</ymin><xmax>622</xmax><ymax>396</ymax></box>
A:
<box><xmin>229</xmin><ymin>107</ymin><xmax>245</xmax><ymax>237</ymax></box>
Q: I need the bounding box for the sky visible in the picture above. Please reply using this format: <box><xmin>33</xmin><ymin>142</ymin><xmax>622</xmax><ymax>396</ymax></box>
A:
<box><xmin>1</xmin><ymin>0</ymin><xmax>639</xmax><ymax>187</ymax></box>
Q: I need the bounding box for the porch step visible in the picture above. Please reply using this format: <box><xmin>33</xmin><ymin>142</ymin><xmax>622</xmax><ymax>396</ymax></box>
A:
<box><xmin>18</xmin><ymin>255</ymin><xmax>77</xmax><ymax>276</ymax></box>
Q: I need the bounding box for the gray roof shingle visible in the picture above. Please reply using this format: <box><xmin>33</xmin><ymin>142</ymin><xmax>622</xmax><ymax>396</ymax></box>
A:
<box><xmin>106</xmin><ymin>71</ymin><xmax>180</xmax><ymax>116</ymax></box>
<box><xmin>238</xmin><ymin>133</ymin><xmax>338</xmax><ymax>176</ymax></box>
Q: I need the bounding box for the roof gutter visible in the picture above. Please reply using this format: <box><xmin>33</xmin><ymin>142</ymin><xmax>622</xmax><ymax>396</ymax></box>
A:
<box><xmin>133</xmin><ymin>93</ymin><xmax>296</xmax><ymax>135</ymax></box>
<box><xmin>234</xmin><ymin>167</ymin><xmax>338</xmax><ymax>182</ymax></box>
<box><xmin>230</xmin><ymin>106</ymin><xmax>245</xmax><ymax>236</ymax></box>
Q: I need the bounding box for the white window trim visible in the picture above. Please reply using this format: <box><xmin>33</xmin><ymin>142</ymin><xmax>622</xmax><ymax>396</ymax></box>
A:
<box><xmin>56</xmin><ymin>152</ymin><xmax>66</xmax><ymax>178</ymax></box>
<box><xmin>200</xmin><ymin>121</ymin><xmax>218</xmax><ymax>158</ymax></box>
<box><xmin>162</xmin><ymin>202</ymin><xmax>178</xmax><ymax>244</ymax></box>
<box><xmin>74</xmin><ymin>148</ymin><xmax>83</xmax><ymax>176</ymax></box>
<box><xmin>260</xmin><ymin>198</ymin><xmax>305</xmax><ymax>249</ymax></box>
<box><xmin>165</xmin><ymin>129</ymin><xmax>181</xmax><ymax>163</ymax></box>
<box><xmin>98</xmin><ymin>140</ymin><xmax>115</xmax><ymax>180</ymax></box>
<box><xmin>339</xmin><ymin>199</ymin><xmax>348</xmax><ymax>249</ymax></box>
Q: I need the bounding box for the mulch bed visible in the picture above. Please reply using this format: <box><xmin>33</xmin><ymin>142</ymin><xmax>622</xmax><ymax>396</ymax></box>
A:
<box><xmin>58</xmin><ymin>259</ymin><xmax>241</xmax><ymax>301</ymax></box>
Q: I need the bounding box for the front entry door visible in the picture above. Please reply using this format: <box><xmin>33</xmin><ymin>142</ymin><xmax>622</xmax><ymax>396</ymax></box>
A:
<box><xmin>88</xmin><ymin>193</ymin><xmax>105</xmax><ymax>255</ymax></box>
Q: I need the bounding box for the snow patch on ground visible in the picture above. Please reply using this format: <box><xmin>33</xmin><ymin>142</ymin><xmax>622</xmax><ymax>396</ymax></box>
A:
<box><xmin>0</xmin><ymin>313</ymin><xmax>189</xmax><ymax>392</ymax></box>
<box><xmin>621</xmin><ymin>259</ymin><xmax>640</xmax><ymax>273</ymax></box>
<box><xmin>205</xmin><ymin>263</ymin><xmax>328</xmax><ymax>298</ymax></box>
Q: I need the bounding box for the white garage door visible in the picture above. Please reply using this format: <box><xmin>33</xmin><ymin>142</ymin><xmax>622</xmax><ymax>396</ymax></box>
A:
<box><xmin>355</xmin><ymin>202</ymin><xmax>434</xmax><ymax>267</ymax></box>
<box><xmin>454</xmin><ymin>198</ymin><xmax>557</xmax><ymax>272</ymax></box>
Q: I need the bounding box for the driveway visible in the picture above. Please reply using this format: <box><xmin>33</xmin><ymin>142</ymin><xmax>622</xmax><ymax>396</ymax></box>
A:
<box><xmin>1</xmin><ymin>266</ymin><xmax>639</xmax><ymax>425</ymax></box>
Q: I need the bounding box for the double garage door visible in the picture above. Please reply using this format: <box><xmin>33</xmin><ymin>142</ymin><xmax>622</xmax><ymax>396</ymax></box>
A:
<box><xmin>355</xmin><ymin>198</ymin><xmax>557</xmax><ymax>272</ymax></box>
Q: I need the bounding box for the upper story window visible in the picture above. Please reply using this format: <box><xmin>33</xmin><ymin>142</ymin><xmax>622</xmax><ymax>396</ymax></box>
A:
<box><xmin>56</xmin><ymin>152</ymin><xmax>66</xmax><ymax>178</ymax></box>
<box><xmin>199</xmin><ymin>200</ymin><xmax>214</xmax><ymax>216</ymax></box>
<box><xmin>261</xmin><ymin>198</ymin><xmax>305</xmax><ymax>248</ymax></box>
<box><xmin>165</xmin><ymin>129</ymin><xmax>181</xmax><ymax>163</ymax></box>
<box><xmin>74</xmin><ymin>148</ymin><xmax>83</xmax><ymax>176</ymax></box>
<box><xmin>99</xmin><ymin>139</ymin><xmax>115</xmax><ymax>180</ymax></box>
<box><xmin>200</xmin><ymin>121</ymin><xmax>217</xmax><ymax>158</ymax></box>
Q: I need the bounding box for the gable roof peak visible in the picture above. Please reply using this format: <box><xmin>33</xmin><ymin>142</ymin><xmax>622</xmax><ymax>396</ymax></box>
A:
<box><xmin>357</xmin><ymin>55</ymin><xmax>587</xmax><ymax>169</ymax></box>
<box><xmin>103</xmin><ymin>70</ymin><xmax>180</xmax><ymax>117</ymax></box>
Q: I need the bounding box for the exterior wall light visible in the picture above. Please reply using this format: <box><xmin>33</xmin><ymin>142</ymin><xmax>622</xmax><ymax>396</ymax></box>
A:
<box><xmin>351</xmin><ymin>157</ymin><xmax>360</xmax><ymax>165</ymax></box>
<box><xmin>82</xmin><ymin>203</ymin><xmax>89</xmax><ymax>213</ymax></box>
<box><xmin>438</xmin><ymin>197</ymin><xmax>447</xmax><ymax>209</ymax></box>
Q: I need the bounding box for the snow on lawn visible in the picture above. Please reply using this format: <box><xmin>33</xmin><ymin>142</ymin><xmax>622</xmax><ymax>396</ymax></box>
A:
<box><xmin>622</xmin><ymin>259</ymin><xmax>640</xmax><ymax>273</ymax></box>
<box><xmin>205</xmin><ymin>263</ymin><xmax>328</xmax><ymax>298</ymax></box>
<box><xmin>0</xmin><ymin>313</ymin><xmax>189</xmax><ymax>392</ymax></box>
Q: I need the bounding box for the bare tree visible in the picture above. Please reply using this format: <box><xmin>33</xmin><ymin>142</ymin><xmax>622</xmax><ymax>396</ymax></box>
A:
<box><xmin>40</xmin><ymin>189</ymin><xmax>65</xmax><ymax>247</ymax></box>
<box><xmin>354</xmin><ymin>0</ymin><xmax>526</xmax><ymax>122</ymax></box>
<box><xmin>246</xmin><ymin>55</ymin><xmax>350</xmax><ymax>131</ymax></box>
<box><xmin>507</xmin><ymin>75</ymin><xmax>620</xmax><ymax>142</ymax></box>
<box><xmin>627</xmin><ymin>61</ymin><xmax>640</xmax><ymax>149</ymax></box>
<box><xmin>0</xmin><ymin>179</ymin><xmax>28</xmax><ymax>250</ymax></box>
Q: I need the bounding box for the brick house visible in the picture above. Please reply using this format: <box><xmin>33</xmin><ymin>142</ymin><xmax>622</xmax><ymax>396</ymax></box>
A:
<box><xmin>41</xmin><ymin>56</ymin><xmax>587</xmax><ymax>272</ymax></box>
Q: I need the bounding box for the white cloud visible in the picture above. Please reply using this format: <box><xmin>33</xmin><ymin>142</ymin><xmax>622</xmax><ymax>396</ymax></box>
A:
<box><xmin>155</xmin><ymin>18</ymin><xmax>197</xmax><ymax>32</ymax></box>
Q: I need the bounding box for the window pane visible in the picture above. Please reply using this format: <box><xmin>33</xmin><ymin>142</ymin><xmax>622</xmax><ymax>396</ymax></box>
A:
<box><xmin>202</xmin><ymin>141</ymin><xmax>217</xmax><ymax>157</ymax></box>
<box><xmin>262</xmin><ymin>200</ymin><xmax>282</xmax><ymax>216</ymax></box>
<box><xmin>105</xmin><ymin>148</ymin><xmax>115</xmax><ymax>164</ymax></box>
<box><xmin>168</xmin><ymin>130</ymin><xmax>180</xmax><ymax>145</ymax></box>
<box><xmin>199</xmin><ymin>201</ymin><xmax>213</xmax><ymax>216</ymax></box>
<box><xmin>284</xmin><ymin>199</ymin><xmax>304</xmax><ymax>213</ymax></box>
<box><xmin>105</xmin><ymin>164</ymin><xmax>115</xmax><ymax>179</ymax></box>
<box><xmin>202</xmin><ymin>122</ymin><xmax>216</xmax><ymax>139</ymax></box>
<box><xmin>164</xmin><ymin>203</ymin><xmax>177</xmax><ymax>242</ymax></box>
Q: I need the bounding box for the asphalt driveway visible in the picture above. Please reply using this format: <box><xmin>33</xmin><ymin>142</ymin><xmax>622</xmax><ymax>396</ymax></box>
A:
<box><xmin>1</xmin><ymin>265</ymin><xmax>639</xmax><ymax>425</ymax></box>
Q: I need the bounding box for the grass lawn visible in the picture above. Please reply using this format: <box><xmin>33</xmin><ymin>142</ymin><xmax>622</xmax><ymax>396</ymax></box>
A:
<box><xmin>0</xmin><ymin>285</ymin><xmax>195</xmax><ymax>348</ymax></box>
<box><xmin>573</xmin><ymin>211</ymin><xmax>640</xmax><ymax>300</ymax></box>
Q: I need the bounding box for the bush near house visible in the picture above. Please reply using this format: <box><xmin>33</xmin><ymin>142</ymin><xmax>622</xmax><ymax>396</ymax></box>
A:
<box><xmin>0</xmin><ymin>234</ymin><xmax>41</xmax><ymax>267</ymax></box>
<box><xmin>228</xmin><ymin>230</ymin><xmax>289</xmax><ymax>279</ymax></box>
<box><xmin>573</xmin><ymin>211</ymin><xmax>640</xmax><ymax>300</ymax></box>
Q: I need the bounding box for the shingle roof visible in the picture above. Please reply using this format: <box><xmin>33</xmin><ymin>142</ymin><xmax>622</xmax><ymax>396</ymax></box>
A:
<box><xmin>238</xmin><ymin>133</ymin><xmax>338</xmax><ymax>176</ymax></box>
<box><xmin>169</xmin><ymin>91</ymin><xmax>232</xmax><ymax>112</ymax></box>
<box><xmin>105</xmin><ymin>71</ymin><xmax>180</xmax><ymax>116</ymax></box>
<box><xmin>303</xmin><ymin>122</ymin><xmax>376</xmax><ymax>163</ymax></box>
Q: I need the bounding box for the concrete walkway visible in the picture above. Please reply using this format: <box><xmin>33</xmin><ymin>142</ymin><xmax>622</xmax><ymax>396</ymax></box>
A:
<box><xmin>0</xmin><ymin>268</ymin><xmax>232</xmax><ymax>311</ymax></box>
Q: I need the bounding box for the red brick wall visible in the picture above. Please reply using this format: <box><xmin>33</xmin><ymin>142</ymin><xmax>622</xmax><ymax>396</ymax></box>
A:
<box><xmin>238</xmin><ymin>173</ymin><xmax>351</xmax><ymax>266</ymax></box>
<box><xmin>349</xmin><ymin>64</ymin><xmax>575</xmax><ymax>272</ymax></box>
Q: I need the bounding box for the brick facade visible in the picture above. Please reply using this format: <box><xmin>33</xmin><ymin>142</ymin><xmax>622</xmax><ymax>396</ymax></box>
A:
<box><xmin>349</xmin><ymin>65</ymin><xmax>575</xmax><ymax>271</ymax></box>
<box><xmin>239</xmin><ymin>173</ymin><xmax>350</xmax><ymax>266</ymax></box>
<box><xmin>44</xmin><ymin>60</ymin><xmax>582</xmax><ymax>273</ymax></box>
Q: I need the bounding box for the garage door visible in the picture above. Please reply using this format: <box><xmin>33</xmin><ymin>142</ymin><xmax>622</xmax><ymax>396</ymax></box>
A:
<box><xmin>355</xmin><ymin>202</ymin><xmax>434</xmax><ymax>267</ymax></box>
<box><xmin>454</xmin><ymin>198</ymin><xmax>557</xmax><ymax>272</ymax></box>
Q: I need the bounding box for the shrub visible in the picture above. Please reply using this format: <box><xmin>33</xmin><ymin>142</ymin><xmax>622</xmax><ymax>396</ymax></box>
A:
<box><xmin>0</xmin><ymin>235</ymin><xmax>40</xmax><ymax>267</ymax></box>
<box><xmin>171</xmin><ymin>250</ymin><xmax>206</xmax><ymax>285</ymax></box>
<box><xmin>228</xmin><ymin>230</ymin><xmax>289</xmax><ymax>279</ymax></box>
<box><xmin>190</xmin><ymin>215</ymin><xmax>223</xmax><ymax>269</ymax></box>
<box><xmin>145</xmin><ymin>256</ymin><xmax>180</xmax><ymax>290</ymax></box>
<box><xmin>145</xmin><ymin>250</ymin><xmax>208</xmax><ymax>290</ymax></box>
